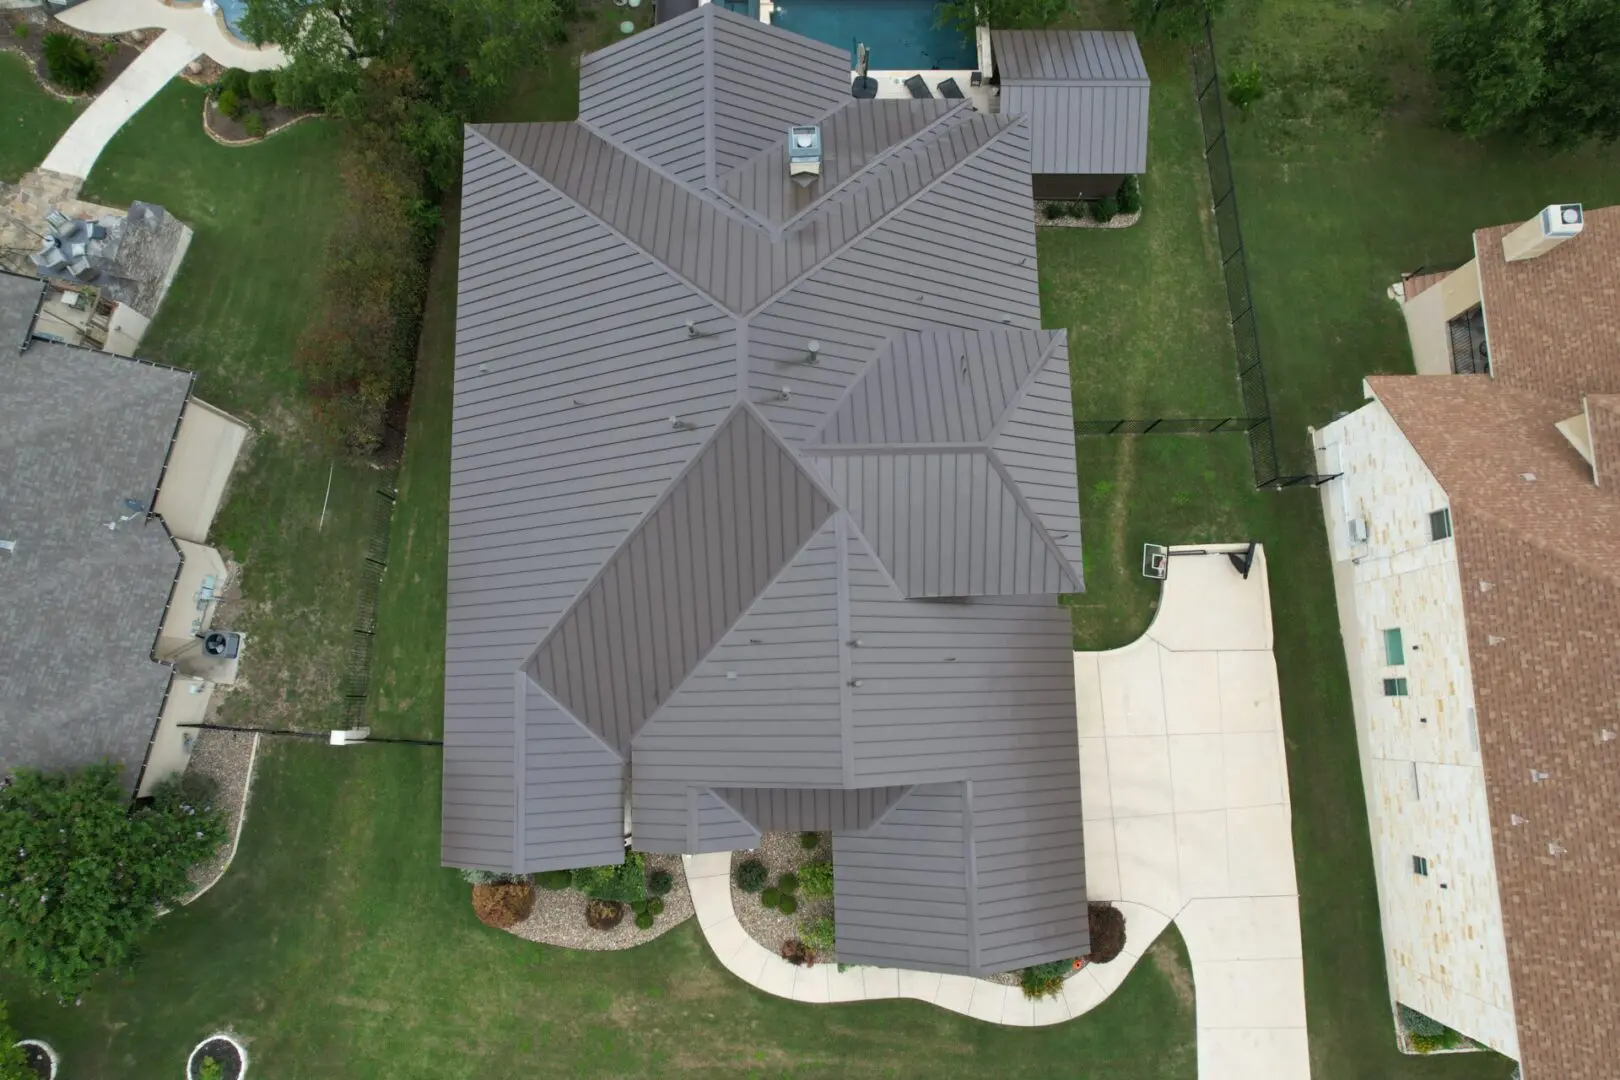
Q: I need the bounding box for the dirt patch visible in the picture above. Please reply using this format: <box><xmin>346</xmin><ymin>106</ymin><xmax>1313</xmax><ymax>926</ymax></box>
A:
<box><xmin>1</xmin><ymin>11</ymin><xmax>154</xmax><ymax>100</ymax></box>
<box><xmin>1149</xmin><ymin>937</ymin><xmax>1195</xmax><ymax>1010</ymax></box>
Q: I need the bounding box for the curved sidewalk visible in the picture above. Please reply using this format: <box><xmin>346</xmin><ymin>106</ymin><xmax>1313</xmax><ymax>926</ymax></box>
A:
<box><xmin>40</xmin><ymin>29</ymin><xmax>201</xmax><ymax>179</ymax></box>
<box><xmin>686</xmin><ymin>544</ymin><xmax>1310</xmax><ymax>1077</ymax></box>
<box><xmin>58</xmin><ymin>0</ymin><xmax>285</xmax><ymax>72</ymax></box>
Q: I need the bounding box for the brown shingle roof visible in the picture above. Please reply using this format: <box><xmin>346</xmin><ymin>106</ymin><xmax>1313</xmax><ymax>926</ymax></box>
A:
<box><xmin>1370</xmin><ymin>374</ymin><xmax>1620</xmax><ymax>1080</ymax></box>
<box><xmin>1587</xmin><ymin>394</ymin><xmax>1620</xmax><ymax>488</ymax></box>
<box><xmin>1474</xmin><ymin>206</ymin><xmax>1620</xmax><ymax>409</ymax></box>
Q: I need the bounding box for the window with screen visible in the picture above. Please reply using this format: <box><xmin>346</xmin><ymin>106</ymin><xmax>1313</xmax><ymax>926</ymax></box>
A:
<box><xmin>1429</xmin><ymin>508</ymin><xmax>1452</xmax><ymax>541</ymax></box>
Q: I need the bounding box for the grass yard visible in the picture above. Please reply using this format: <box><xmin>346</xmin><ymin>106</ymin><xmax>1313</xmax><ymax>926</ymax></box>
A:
<box><xmin>0</xmin><ymin>51</ymin><xmax>81</xmax><ymax>182</ymax></box>
<box><xmin>1</xmin><ymin>26</ymin><xmax>1201</xmax><ymax>1076</ymax></box>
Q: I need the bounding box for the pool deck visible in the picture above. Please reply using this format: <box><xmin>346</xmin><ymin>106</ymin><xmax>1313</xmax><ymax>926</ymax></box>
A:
<box><xmin>863</xmin><ymin>69</ymin><xmax>993</xmax><ymax>112</ymax></box>
<box><xmin>59</xmin><ymin>0</ymin><xmax>285</xmax><ymax>71</ymax></box>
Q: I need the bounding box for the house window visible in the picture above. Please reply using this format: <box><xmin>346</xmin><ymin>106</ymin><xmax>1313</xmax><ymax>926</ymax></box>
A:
<box><xmin>1383</xmin><ymin>628</ymin><xmax>1405</xmax><ymax>666</ymax></box>
<box><xmin>1412</xmin><ymin>855</ymin><xmax>1429</xmax><ymax>876</ymax></box>
<box><xmin>1429</xmin><ymin>508</ymin><xmax>1452</xmax><ymax>541</ymax></box>
<box><xmin>1383</xmin><ymin>678</ymin><xmax>1409</xmax><ymax>697</ymax></box>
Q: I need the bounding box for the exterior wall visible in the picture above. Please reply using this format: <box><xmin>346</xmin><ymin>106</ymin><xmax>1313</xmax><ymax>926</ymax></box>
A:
<box><xmin>138</xmin><ymin>674</ymin><xmax>213</xmax><ymax>797</ymax></box>
<box><xmin>1403</xmin><ymin>258</ymin><xmax>1481</xmax><ymax>376</ymax></box>
<box><xmin>153</xmin><ymin>396</ymin><xmax>249</xmax><ymax>544</ymax></box>
<box><xmin>1032</xmin><ymin>173</ymin><xmax>1125</xmax><ymax>201</ymax></box>
<box><xmin>155</xmin><ymin>538</ymin><xmax>227</xmax><ymax>661</ymax></box>
<box><xmin>1313</xmin><ymin>395</ymin><xmax>1518</xmax><ymax>1059</ymax></box>
<box><xmin>102</xmin><ymin>303</ymin><xmax>149</xmax><ymax>357</ymax></box>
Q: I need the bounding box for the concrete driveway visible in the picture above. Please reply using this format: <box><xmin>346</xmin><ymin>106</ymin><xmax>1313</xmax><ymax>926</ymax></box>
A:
<box><xmin>1078</xmin><ymin>545</ymin><xmax>1310</xmax><ymax>1079</ymax></box>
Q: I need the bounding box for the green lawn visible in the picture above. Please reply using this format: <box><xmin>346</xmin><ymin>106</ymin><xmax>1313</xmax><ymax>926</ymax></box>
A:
<box><xmin>0</xmin><ymin>51</ymin><xmax>81</xmax><ymax>182</ymax></box>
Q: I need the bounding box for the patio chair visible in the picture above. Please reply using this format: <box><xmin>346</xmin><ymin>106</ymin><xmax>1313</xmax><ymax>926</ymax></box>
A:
<box><xmin>937</xmin><ymin>78</ymin><xmax>964</xmax><ymax>99</ymax></box>
<box><xmin>904</xmin><ymin>74</ymin><xmax>932</xmax><ymax>99</ymax></box>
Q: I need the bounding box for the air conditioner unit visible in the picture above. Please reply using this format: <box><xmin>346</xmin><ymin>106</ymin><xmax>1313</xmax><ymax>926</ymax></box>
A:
<box><xmin>1347</xmin><ymin>517</ymin><xmax>1369</xmax><ymax>545</ymax></box>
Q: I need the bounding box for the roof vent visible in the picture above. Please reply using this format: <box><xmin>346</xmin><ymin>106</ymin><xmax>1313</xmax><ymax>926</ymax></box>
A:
<box><xmin>787</xmin><ymin>125</ymin><xmax>822</xmax><ymax>184</ymax></box>
<box><xmin>1503</xmin><ymin>203</ymin><xmax>1583</xmax><ymax>262</ymax></box>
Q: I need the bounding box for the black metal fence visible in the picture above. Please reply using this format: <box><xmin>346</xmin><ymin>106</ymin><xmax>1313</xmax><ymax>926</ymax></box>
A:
<box><xmin>1077</xmin><ymin>417</ymin><xmax>1262</xmax><ymax>435</ymax></box>
<box><xmin>341</xmin><ymin>482</ymin><xmax>399</xmax><ymax>727</ymax></box>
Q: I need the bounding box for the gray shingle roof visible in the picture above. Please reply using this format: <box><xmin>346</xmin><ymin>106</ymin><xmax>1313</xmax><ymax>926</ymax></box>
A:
<box><xmin>0</xmin><ymin>275</ymin><xmax>192</xmax><ymax>793</ymax></box>
<box><xmin>991</xmin><ymin>29</ymin><xmax>1150</xmax><ymax>176</ymax></box>
<box><xmin>445</xmin><ymin>6</ymin><xmax>1089</xmax><ymax>973</ymax></box>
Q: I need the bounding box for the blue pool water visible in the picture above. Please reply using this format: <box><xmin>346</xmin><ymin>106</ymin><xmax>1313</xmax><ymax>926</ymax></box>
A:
<box><xmin>216</xmin><ymin>0</ymin><xmax>250</xmax><ymax>40</ymax></box>
<box><xmin>772</xmin><ymin>0</ymin><xmax>972</xmax><ymax>71</ymax></box>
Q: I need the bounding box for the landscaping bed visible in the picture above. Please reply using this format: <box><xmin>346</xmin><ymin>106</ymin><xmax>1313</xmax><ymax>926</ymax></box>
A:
<box><xmin>495</xmin><ymin>853</ymin><xmax>694</xmax><ymax>951</ymax></box>
<box><xmin>179</xmin><ymin>725</ymin><xmax>258</xmax><ymax>902</ymax></box>
<box><xmin>188</xmin><ymin>1034</ymin><xmax>246</xmax><ymax>1079</ymax></box>
<box><xmin>1</xmin><ymin>12</ymin><xmax>151</xmax><ymax>101</ymax></box>
<box><xmin>202</xmin><ymin>68</ymin><xmax>313</xmax><ymax>144</ymax></box>
<box><xmin>730</xmin><ymin>832</ymin><xmax>834</xmax><ymax>961</ymax></box>
<box><xmin>17</xmin><ymin>1039</ymin><xmax>55</xmax><ymax>1079</ymax></box>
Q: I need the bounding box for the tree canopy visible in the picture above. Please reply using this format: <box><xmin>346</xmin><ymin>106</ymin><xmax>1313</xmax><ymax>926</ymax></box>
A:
<box><xmin>0</xmin><ymin>767</ymin><xmax>224</xmax><ymax>994</ymax></box>
<box><xmin>1426</xmin><ymin>0</ymin><xmax>1620</xmax><ymax>146</ymax></box>
<box><xmin>1129</xmin><ymin>0</ymin><xmax>1222</xmax><ymax>40</ymax></box>
<box><xmin>0</xmin><ymin>1000</ymin><xmax>29</xmax><ymax>1080</ymax></box>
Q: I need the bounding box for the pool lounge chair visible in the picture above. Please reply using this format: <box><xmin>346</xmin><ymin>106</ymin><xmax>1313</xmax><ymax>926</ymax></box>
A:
<box><xmin>904</xmin><ymin>74</ymin><xmax>932</xmax><ymax>99</ymax></box>
<box><xmin>937</xmin><ymin>77</ymin><xmax>964</xmax><ymax>99</ymax></box>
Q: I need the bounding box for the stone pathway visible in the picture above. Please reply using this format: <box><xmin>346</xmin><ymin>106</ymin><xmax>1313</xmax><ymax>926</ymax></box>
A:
<box><xmin>40</xmin><ymin>30</ymin><xmax>200</xmax><ymax>180</ymax></box>
<box><xmin>685</xmin><ymin>544</ymin><xmax>1311</xmax><ymax>1078</ymax></box>
<box><xmin>58</xmin><ymin>0</ymin><xmax>284</xmax><ymax>71</ymax></box>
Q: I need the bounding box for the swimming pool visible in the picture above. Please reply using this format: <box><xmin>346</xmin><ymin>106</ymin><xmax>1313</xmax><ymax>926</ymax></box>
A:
<box><xmin>771</xmin><ymin>0</ymin><xmax>972</xmax><ymax>71</ymax></box>
<box><xmin>215</xmin><ymin>0</ymin><xmax>250</xmax><ymax>41</ymax></box>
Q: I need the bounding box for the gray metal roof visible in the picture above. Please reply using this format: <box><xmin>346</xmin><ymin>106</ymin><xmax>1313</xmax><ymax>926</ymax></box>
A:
<box><xmin>446</xmin><ymin>6</ymin><xmax>1089</xmax><ymax>973</ymax></box>
<box><xmin>991</xmin><ymin>30</ymin><xmax>1150</xmax><ymax>176</ymax></box>
<box><xmin>0</xmin><ymin>278</ymin><xmax>192</xmax><ymax>793</ymax></box>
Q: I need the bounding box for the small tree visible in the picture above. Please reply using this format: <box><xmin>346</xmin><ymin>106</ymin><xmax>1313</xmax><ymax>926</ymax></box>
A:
<box><xmin>0</xmin><ymin>999</ymin><xmax>30</xmax><ymax>1080</ymax></box>
<box><xmin>1224</xmin><ymin>61</ymin><xmax>1266</xmax><ymax>117</ymax></box>
<box><xmin>42</xmin><ymin>33</ymin><xmax>101</xmax><ymax>93</ymax></box>
<box><xmin>0</xmin><ymin>766</ymin><xmax>225</xmax><ymax>993</ymax></box>
<box><xmin>1129</xmin><ymin>0</ymin><xmax>1224</xmax><ymax>40</ymax></box>
<box><xmin>937</xmin><ymin>0</ymin><xmax>1065</xmax><ymax>38</ymax></box>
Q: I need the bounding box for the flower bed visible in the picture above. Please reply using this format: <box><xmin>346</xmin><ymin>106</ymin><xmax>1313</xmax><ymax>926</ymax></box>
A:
<box><xmin>187</xmin><ymin>1033</ymin><xmax>247</xmax><ymax>1080</ymax></box>
<box><xmin>16</xmin><ymin>1039</ymin><xmax>56</xmax><ymax>1080</ymax></box>
<box><xmin>1</xmin><ymin>12</ymin><xmax>150</xmax><ymax>101</ymax></box>
<box><xmin>497</xmin><ymin>853</ymin><xmax>694</xmax><ymax>951</ymax></box>
<box><xmin>730</xmin><ymin>832</ymin><xmax>834</xmax><ymax>961</ymax></box>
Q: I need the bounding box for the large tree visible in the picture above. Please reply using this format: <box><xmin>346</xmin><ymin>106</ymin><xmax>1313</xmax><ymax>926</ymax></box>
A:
<box><xmin>0</xmin><ymin>1000</ymin><xmax>28</xmax><ymax>1080</ymax></box>
<box><xmin>1426</xmin><ymin>0</ymin><xmax>1620</xmax><ymax>146</ymax></box>
<box><xmin>0</xmin><ymin>766</ymin><xmax>224</xmax><ymax>994</ymax></box>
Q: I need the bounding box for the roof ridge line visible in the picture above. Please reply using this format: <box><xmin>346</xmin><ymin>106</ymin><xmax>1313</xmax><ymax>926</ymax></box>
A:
<box><xmin>984</xmin><ymin>446</ymin><xmax>1083</xmax><ymax>592</ymax></box>
<box><xmin>702</xmin><ymin>5</ymin><xmax>718</xmax><ymax>189</ymax></box>
<box><xmin>836</xmin><ymin>512</ymin><xmax>856</xmax><ymax>787</ymax></box>
<box><xmin>518</xmin><ymin>673</ymin><xmax>627</xmax><ymax>763</ymax></box>
<box><xmin>741</xmin><ymin>111</ymin><xmax>1026</xmax><ymax>318</ymax></box>
<box><xmin>986</xmin><ymin>329</ymin><xmax>1066</xmax><ymax>442</ymax></box>
<box><xmin>804</xmin><ymin>441</ymin><xmax>990</xmax><ymax>455</ymax></box>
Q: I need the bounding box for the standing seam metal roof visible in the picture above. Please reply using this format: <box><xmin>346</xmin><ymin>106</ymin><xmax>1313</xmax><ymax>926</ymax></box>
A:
<box><xmin>990</xmin><ymin>29</ymin><xmax>1150</xmax><ymax>176</ymax></box>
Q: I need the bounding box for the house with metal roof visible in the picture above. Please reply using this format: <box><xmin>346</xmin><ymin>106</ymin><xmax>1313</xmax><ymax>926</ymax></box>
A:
<box><xmin>0</xmin><ymin>270</ymin><xmax>250</xmax><ymax>797</ymax></box>
<box><xmin>990</xmin><ymin>29</ymin><xmax>1150</xmax><ymax>200</ymax></box>
<box><xmin>444</xmin><ymin>5</ymin><xmax>1090</xmax><ymax>975</ymax></box>
<box><xmin>1314</xmin><ymin>204</ymin><xmax>1620</xmax><ymax>1077</ymax></box>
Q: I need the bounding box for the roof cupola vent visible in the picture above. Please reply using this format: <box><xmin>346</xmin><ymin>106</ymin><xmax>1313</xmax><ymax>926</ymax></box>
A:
<box><xmin>787</xmin><ymin>125</ymin><xmax>822</xmax><ymax>184</ymax></box>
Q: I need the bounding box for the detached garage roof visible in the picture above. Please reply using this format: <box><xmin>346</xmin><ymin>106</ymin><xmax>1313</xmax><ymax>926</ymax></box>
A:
<box><xmin>992</xmin><ymin>29</ymin><xmax>1150</xmax><ymax>176</ymax></box>
<box><xmin>446</xmin><ymin>5</ymin><xmax>1089</xmax><ymax>976</ymax></box>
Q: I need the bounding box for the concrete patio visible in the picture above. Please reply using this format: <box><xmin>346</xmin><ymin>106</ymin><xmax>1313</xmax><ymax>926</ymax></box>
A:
<box><xmin>685</xmin><ymin>543</ymin><xmax>1310</xmax><ymax>1078</ymax></box>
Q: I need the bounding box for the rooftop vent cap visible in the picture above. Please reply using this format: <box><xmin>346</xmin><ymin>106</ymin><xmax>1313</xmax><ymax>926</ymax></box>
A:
<box><xmin>787</xmin><ymin>125</ymin><xmax>822</xmax><ymax>182</ymax></box>
<box><xmin>1503</xmin><ymin>203</ymin><xmax>1583</xmax><ymax>262</ymax></box>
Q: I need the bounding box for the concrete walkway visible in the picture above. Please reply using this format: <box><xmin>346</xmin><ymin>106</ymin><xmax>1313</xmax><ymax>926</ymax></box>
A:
<box><xmin>40</xmin><ymin>30</ymin><xmax>201</xmax><ymax>180</ymax></box>
<box><xmin>58</xmin><ymin>0</ymin><xmax>284</xmax><ymax>72</ymax></box>
<box><xmin>685</xmin><ymin>544</ymin><xmax>1310</xmax><ymax>1078</ymax></box>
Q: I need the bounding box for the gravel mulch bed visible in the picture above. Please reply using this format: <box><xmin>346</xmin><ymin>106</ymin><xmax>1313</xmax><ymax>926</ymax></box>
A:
<box><xmin>203</xmin><ymin>95</ymin><xmax>318</xmax><ymax>144</ymax></box>
<box><xmin>180</xmin><ymin>728</ymin><xmax>259</xmax><ymax>903</ymax></box>
<box><xmin>1</xmin><ymin>11</ymin><xmax>153</xmax><ymax>101</ymax></box>
<box><xmin>1035</xmin><ymin>204</ymin><xmax>1143</xmax><ymax>229</ymax></box>
<box><xmin>731</xmin><ymin>831</ymin><xmax>833</xmax><ymax>958</ymax></box>
<box><xmin>505</xmin><ymin>853</ymin><xmax>693</xmax><ymax>950</ymax></box>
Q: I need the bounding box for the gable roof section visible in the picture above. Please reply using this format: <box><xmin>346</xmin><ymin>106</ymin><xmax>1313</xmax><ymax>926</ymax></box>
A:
<box><xmin>991</xmin><ymin>29</ymin><xmax>1149</xmax><ymax>175</ymax></box>
<box><xmin>0</xmin><ymin>328</ymin><xmax>190</xmax><ymax>793</ymax></box>
<box><xmin>1473</xmin><ymin>205</ymin><xmax>1620</xmax><ymax>410</ymax></box>
<box><xmin>713</xmin><ymin>784</ymin><xmax>911</xmax><ymax>832</ymax></box>
<box><xmin>1371</xmin><ymin>374</ymin><xmax>1620</xmax><ymax>1080</ymax></box>
<box><xmin>516</xmin><ymin>677</ymin><xmax>625</xmax><ymax>871</ymax></box>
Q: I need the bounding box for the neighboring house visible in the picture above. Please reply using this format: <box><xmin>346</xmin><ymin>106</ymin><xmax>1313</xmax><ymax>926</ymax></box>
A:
<box><xmin>989</xmin><ymin>30</ymin><xmax>1149</xmax><ymax>200</ymax></box>
<box><xmin>0</xmin><ymin>271</ymin><xmax>249</xmax><ymax>797</ymax></box>
<box><xmin>444</xmin><ymin>6</ymin><xmax>1090</xmax><ymax>976</ymax></box>
<box><xmin>1312</xmin><ymin>204</ymin><xmax>1620</xmax><ymax>1078</ymax></box>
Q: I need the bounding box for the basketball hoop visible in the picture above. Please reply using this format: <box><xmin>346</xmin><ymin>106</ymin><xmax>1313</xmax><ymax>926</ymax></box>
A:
<box><xmin>1142</xmin><ymin>543</ymin><xmax>1169</xmax><ymax>580</ymax></box>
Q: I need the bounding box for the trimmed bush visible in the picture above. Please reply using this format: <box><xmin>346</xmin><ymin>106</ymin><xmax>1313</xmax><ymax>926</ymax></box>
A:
<box><xmin>799</xmin><ymin>915</ymin><xmax>836</xmax><ymax>952</ymax></box>
<box><xmin>777</xmin><ymin>894</ymin><xmax>798</xmax><ymax>915</ymax></box>
<box><xmin>574</xmin><ymin>852</ymin><xmax>646</xmax><ymax>903</ymax></box>
<box><xmin>247</xmin><ymin>68</ymin><xmax>278</xmax><ymax>104</ymax></box>
<box><xmin>1018</xmin><ymin>958</ymin><xmax>1072</xmax><ymax>1000</ymax></box>
<box><xmin>1085</xmin><ymin>902</ymin><xmax>1127</xmax><ymax>963</ymax></box>
<box><xmin>460</xmin><ymin>868</ymin><xmax>529</xmax><ymax>886</ymax></box>
<box><xmin>243</xmin><ymin>111</ymin><xmax>267</xmax><ymax>138</ymax></box>
<box><xmin>760</xmin><ymin>887</ymin><xmax>781</xmax><ymax>909</ymax></box>
<box><xmin>1042</xmin><ymin>201</ymin><xmax>1064</xmax><ymax>220</ymax></box>
<box><xmin>537</xmin><ymin>869</ymin><xmax>573</xmax><ymax>890</ymax></box>
<box><xmin>647</xmin><ymin>896</ymin><xmax>664</xmax><ymax>916</ymax></box>
<box><xmin>779</xmin><ymin>938</ymin><xmax>815</xmax><ymax>966</ymax></box>
<box><xmin>101</xmin><ymin>39</ymin><xmax>119</xmax><ymax>57</ymax></box>
<box><xmin>585</xmin><ymin>898</ymin><xmax>623</xmax><ymax>931</ymax></box>
<box><xmin>735</xmin><ymin>858</ymin><xmax>768</xmax><ymax>893</ymax></box>
<box><xmin>1117</xmin><ymin>175</ymin><xmax>1142</xmax><ymax>215</ymax></box>
<box><xmin>1097</xmin><ymin>195</ymin><xmax>1120</xmax><ymax>221</ymax></box>
<box><xmin>777</xmin><ymin>872</ymin><xmax>799</xmax><ymax>895</ymax></box>
<box><xmin>470</xmin><ymin>881</ymin><xmax>535</xmax><ymax>928</ymax></box>
<box><xmin>799</xmin><ymin>831</ymin><xmax>822</xmax><ymax>850</ymax></box>
<box><xmin>646</xmin><ymin>868</ymin><xmax>674</xmax><ymax>897</ymax></box>
<box><xmin>216</xmin><ymin>88</ymin><xmax>242</xmax><ymax>119</ymax></box>
<box><xmin>799</xmin><ymin>860</ymin><xmax>834</xmax><ymax>898</ymax></box>
<box><xmin>42</xmin><ymin>33</ymin><xmax>101</xmax><ymax>93</ymax></box>
<box><xmin>12</xmin><ymin>22</ymin><xmax>30</xmax><ymax>39</ymax></box>
<box><xmin>219</xmin><ymin>66</ymin><xmax>251</xmax><ymax>99</ymax></box>
<box><xmin>630</xmin><ymin>899</ymin><xmax>648</xmax><ymax>915</ymax></box>
<box><xmin>634</xmin><ymin>911</ymin><xmax>655</xmax><ymax>930</ymax></box>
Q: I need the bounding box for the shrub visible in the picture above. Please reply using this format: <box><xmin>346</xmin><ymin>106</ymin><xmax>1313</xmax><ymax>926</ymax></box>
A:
<box><xmin>1397</xmin><ymin>1004</ymin><xmax>1447</xmax><ymax>1038</ymax></box>
<box><xmin>735</xmin><ymin>858</ymin><xmax>768</xmax><ymax>893</ymax></box>
<box><xmin>1086</xmin><ymin>903</ymin><xmax>1127</xmax><ymax>963</ymax></box>
<box><xmin>573</xmin><ymin>852</ymin><xmax>646</xmax><ymax>903</ymax></box>
<box><xmin>646</xmin><ymin>868</ymin><xmax>673</xmax><ymax>897</ymax></box>
<box><xmin>198</xmin><ymin>1056</ymin><xmax>224</xmax><ymax>1080</ymax></box>
<box><xmin>647</xmin><ymin>897</ymin><xmax>664</xmax><ymax>916</ymax></box>
<box><xmin>1224</xmin><ymin>60</ymin><xmax>1266</xmax><ymax>116</ymax></box>
<box><xmin>460</xmin><ymin>868</ymin><xmax>528</xmax><ymax>886</ymax></box>
<box><xmin>1116</xmin><ymin>175</ymin><xmax>1142</xmax><ymax>215</ymax></box>
<box><xmin>799</xmin><ymin>831</ymin><xmax>822</xmax><ymax>850</ymax></box>
<box><xmin>779</xmin><ymin>938</ymin><xmax>816</xmax><ymax>966</ymax></box>
<box><xmin>216</xmin><ymin>88</ymin><xmax>242</xmax><ymax>119</ymax></box>
<box><xmin>101</xmin><ymin>39</ymin><xmax>119</xmax><ymax>56</ymax></box>
<box><xmin>537</xmin><ymin>869</ymin><xmax>573</xmax><ymax>890</ymax></box>
<box><xmin>777</xmin><ymin>872</ymin><xmax>799</xmax><ymax>895</ymax></box>
<box><xmin>799</xmin><ymin>916</ymin><xmax>836</xmax><ymax>952</ymax></box>
<box><xmin>0</xmin><ymin>767</ymin><xmax>224</xmax><ymax>993</ymax></box>
<box><xmin>585</xmin><ymin>898</ymin><xmax>623</xmax><ymax>931</ymax></box>
<box><xmin>470</xmin><ymin>881</ymin><xmax>535</xmax><ymax>928</ymax></box>
<box><xmin>760</xmin><ymin>887</ymin><xmax>781</xmax><ymax>909</ymax></box>
<box><xmin>42</xmin><ymin>33</ymin><xmax>101</xmax><ymax>93</ymax></box>
<box><xmin>630</xmin><ymin>899</ymin><xmax>648</xmax><ymax>915</ymax></box>
<box><xmin>247</xmin><ymin>68</ymin><xmax>278</xmax><ymax>104</ymax></box>
<box><xmin>11</xmin><ymin>22</ymin><xmax>29</xmax><ymax>39</ymax></box>
<box><xmin>0</xmin><ymin>999</ymin><xmax>29</xmax><ymax>1079</ymax></box>
<box><xmin>777</xmin><ymin>894</ymin><xmax>798</xmax><ymax>916</ymax></box>
<box><xmin>1042</xmin><ymin>201</ymin><xmax>1064</xmax><ymax>220</ymax></box>
<box><xmin>1085</xmin><ymin>199</ymin><xmax>1108</xmax><ymax>223</ymax></box>
<box><xmin>219</xmin><ymin>66</ymin><xmax>251</xmax><ymax>99</ymax></box>
<box><xmin>799</xmin><ymin>860</ymin><xmax>834</xmax><ymax>898</ymax></box>
<box><xmin>1097</xmin><ymin>196</ymin><xmax>1120</xmax><ymax>221</ymax></box>
<box><xmin>634</xmin><ymin>911</ymin><xmax>654</xmax><ymax>930</ymax></box>
<box><xmin>243</xmin><ymin>111</ymin><xmax>267</xmax><ymax>138</ymax></box>
<box><xmin>1018</xmin><ymin>958</ymin><xmax>1072</xmax><ymax>999</ymax></box>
